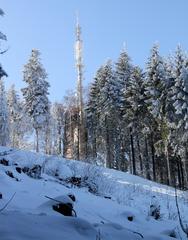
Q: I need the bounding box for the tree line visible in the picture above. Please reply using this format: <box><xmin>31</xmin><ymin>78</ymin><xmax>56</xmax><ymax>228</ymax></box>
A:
<box><xmin>87</xmin><ymin>45</ymin><xmax>188</xmax><ymax>189</ymax></box>
<box><xmin>64</xmin><ymin>45</ymin><xmax>188</xmax><ymax>190</ymax></box>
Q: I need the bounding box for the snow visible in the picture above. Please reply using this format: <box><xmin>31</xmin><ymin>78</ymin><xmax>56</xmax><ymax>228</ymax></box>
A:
<box><xmin>0</xmin><ymin>147</ymin><xmax>187</xmax><ymax>239</ymax></box>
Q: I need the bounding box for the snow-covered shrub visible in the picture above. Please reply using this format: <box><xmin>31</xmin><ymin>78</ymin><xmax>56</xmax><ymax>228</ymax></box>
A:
<box><xmin>41</xmin><ymin>157</ymin><xmax>59</xmax><ymax>176</ymax></box>
<box><xmin>41</xmin><ymin>157</ymin><xmax>71</xmax><ymax>179</ymax></box>
<box><xmin>65</xmin><ymin>162</ymin><xmax>103</xmax><ymax>194</ymax></box>
<box><xmin>81</xmin><ymin>164</ymin><xmax>105</xmax><ymax>194</ymax></box>
<box><xmin>81</xmin><ymin>164</ymin><xmax>103</xmax><ymax>183</ymax></box>
<box><xmin>149</xmin><ymin>196</ymin><xmax>161</xmax><ymax>220</ymax></box>
<box><xmin>68</xmin><ymin>161</ymin><xmax>80</xmax><ymax>178</ymax></box>
<box><xmin>27</xmin><ymin>165</ymin><xmax>42</xmax><ymax>179</ymax></box>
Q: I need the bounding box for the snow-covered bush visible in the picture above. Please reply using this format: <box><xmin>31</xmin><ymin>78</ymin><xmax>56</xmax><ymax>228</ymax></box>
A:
<box><xmin>149</xmin><ymin>196</ymin><xmax>161</xmax><ymax>220</ymax></box>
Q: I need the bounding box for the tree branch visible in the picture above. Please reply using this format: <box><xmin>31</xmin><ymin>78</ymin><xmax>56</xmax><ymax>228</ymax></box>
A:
<box><xmin>0</xmin><ymin>192</ymin><xmax>16</xmax><ymax>213</ymax></box>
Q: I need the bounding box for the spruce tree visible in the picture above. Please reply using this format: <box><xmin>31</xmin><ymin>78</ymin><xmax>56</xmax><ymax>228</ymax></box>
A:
<box><xmin>87</xmin><ymin>63</ymin><xmax>114</xmax><ymax>166</ymax></box>
<box><xmin>171</xmin><ymin>46</ymin><xmax>188</xmax><ymax>188</ymax></box>
<box><xmin>0</xmin><ymin>8</ymin><xmax>7</xmax><ymax>44</ymax></box>
<box><xmin>115</xmin><ymin>50</ymin><xmax>133</xmax><ymax>171</ymax></box>
<box><xmin>7</xmin><ymin>85</ymin><xmax>23</xmax><ymax>148</ymax></box>
<box><xmin>144</xmin><ymin>44</ymin><xmax>168</xmax><ymax>182</ymax></box>
<box><xmin>0</xmin><ymin>7</ymin><xmax>7</xmax><ymax>77</ymax></box>
<box><xmin>86</xmin><ymin>75</ymin><xmax>100</xmax><ymax>160</ymax></box>
<box><xmin>22</xmin><ymin>49</ymin><xmax>50</xmax><ymax>152</ymax></box>
<box><xmin>123</xmin><ymin>66</ymin><xmax>145</xmax><ymax>175</ymax></box>
<box><xmin>0</xmin><ymin>78</ymin><xmax>9</xmax><ymax>146</ymax></box>
<box><xmin>115</xmin><ymin>50</ymin><xmax>132</xmax><ymax>111</ymax></box>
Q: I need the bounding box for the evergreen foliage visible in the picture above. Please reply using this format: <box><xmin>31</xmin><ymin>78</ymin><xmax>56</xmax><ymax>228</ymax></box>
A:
<box><xmin>22</xmin><ymin>49</ymin><xmax>50</xmax><ymax>152</ymax></box>
<box><xmin>0</xmin><ymin>78</ymin><xmax>9</xmax><ymax>146</ymax></box>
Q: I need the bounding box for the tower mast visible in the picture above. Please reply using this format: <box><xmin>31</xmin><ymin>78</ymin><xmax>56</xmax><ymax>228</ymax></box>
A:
<box><xmin>75</xmin><ymin>15</ymin><xmax>85</xmax><ymax>159</ymax></box>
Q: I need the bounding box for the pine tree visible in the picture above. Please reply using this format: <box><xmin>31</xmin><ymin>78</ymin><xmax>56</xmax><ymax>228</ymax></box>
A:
<box><xmin>87</xmin><ymin>63</ymin><xmax>114</xmax><ymax>166</ymax></box>
<box><xmin>114</xmin><ymin>50</ymin><xmax>133</xmax><ymax>171</ymax></box>
<box><xmin>144</xmin><ymin>44</ymin><xmax>169</xmax><ymax>182</ymax></box>
<box><xmin>0</xmin><ymin>7</ymin><xmax>7</xmax><ymax>77</ymax></box>
<box><xmin>145</xmin><ymin>44</ymin><xmax>167</xmax><ymax>119</ymax></box>
<box><xmin>0</xmin><ymin>7</ymin><xmax>7</xmax><ymax>81</ymax></box>
<box><xmin>123</xmin><ymin>66</ymin><xmax>145</xmax><ymax>175</ymax></box>
<box><xmin>0</xmin><ymin>8</ymin><xmax>7</xmax><ymax>45</ymax></box>
<box><xmin>0</xmin><ymin>78</ymin><xmax>9</xmax><ymax>146</ymax></box>
<box><xmin>7</xmin><ymin>85</ymin><xmax>23</xmax><ymax>148</ymax></box>
<box><xmin>171</xmin><ymin>46</ymin><xmax>188</xmax><ymax>188</ymax></box>
<box><xmin>98</xmin><ymin>61</ymin><xmax>117</xmax><ymax>168</ymax></box>
<box><xmin>115</xmin><ymin>50</ymin><xmax>132</xmax><ymax>111</ymax></box>
<box><xmin>22</xmin><ymin>49</ymin><xmax>50</xmax><ymax>152</ymax></box>
<box><xmin>86</xmin><ymin>78</ymin><xmax>99</xmax><ymax>160</ymax></box>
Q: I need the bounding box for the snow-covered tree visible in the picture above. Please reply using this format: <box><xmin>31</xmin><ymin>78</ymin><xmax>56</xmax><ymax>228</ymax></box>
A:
<box><xmin>98</xmin><ymin>61</ymin><xmax>117</xmax><ymax>168</ymax></box>
<box><xmin>0</xmin><ymin>8</ymin><xmax>8</xmax><ymax>78</ymax></box>
<box><xmin>86</xmin><ymin>64</ymin><xmax>110</xmax><ymax>165</ymax></box>
<box><xmin>123</xmin><ymin>66</ymin><xmax>146</xmax><ymax>175</ymax></box>
<box><xmin>171</xmin><ymin>46</ymin><xmax>188</xmax><ymax>188</ymax></box>
<box><xmin>7</xmin><ymin>85</ymin><xmax>25</xmax><ymax>148</ymax></box>
<box><xmin>114</xmin><ymin>50</ymin><xmax>133</xmax><ymax>170</ymax></box>
<box><xmin>115</xmin><ymin>50</ymin><xmax>132</xmax><ymax>112</ymax></box>
<box><xmin>144</xmin><ymin>44</ymin><xmax>169</xmax><ymax>182</ymax></box>
<box><xmin>0</xmin><ymin>8</ymin><xmax>9</xmax><ymax>146</ymax></box>
<box><xmin>86</xmin><ymin>66</ymin><xmax>105</xmax><ymax>162</ymax></box>
<box><xmin>0</xmin><ymin>8</ymin><xmax>6</xmax><ymax>42</ymax></box>
<box><xmin>172</xmin><ymin>46</ymin><xmax>187</xmax><ymax>129</ymax></box>
<box><xmin>0</xmin><ymin>78</ymin><xmax>9</xmax><ymax>146</ymax></box>
<box><xmin>51</xmin><ymin>102</ymin><xmax>64</xmax><ymax>155</ymax></box>
<box><xmin>145</xmin><ymin>44</ymin><xmax>167</xmax><ymax>119</ymax></box>
<box><xmin>22</xmin><ymin>49</ymin><xmax>50</xmax><ymax>152</ymax></box>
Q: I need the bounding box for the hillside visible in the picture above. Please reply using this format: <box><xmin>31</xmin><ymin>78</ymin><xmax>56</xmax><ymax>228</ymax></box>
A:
<box><xmin>0</xmin><ymin>146</ymin><xmax>187</xmax><ymax>240</ymax></box>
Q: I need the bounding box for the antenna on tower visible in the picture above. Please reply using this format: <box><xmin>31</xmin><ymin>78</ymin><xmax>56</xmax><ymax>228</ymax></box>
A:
<box><xmin>75</xmin><ymin>11</ymin><xmax>81</xmax><ymax>41</ymax></box>
<box><xmin>122</xmin><ymin>41</ymin><xmax>127</xmax><ymax>52</ymax></box>
<box><xmin>75</xmin><ymin>10</ymin><xmax>79</xmax><ymax>26</ymax></box>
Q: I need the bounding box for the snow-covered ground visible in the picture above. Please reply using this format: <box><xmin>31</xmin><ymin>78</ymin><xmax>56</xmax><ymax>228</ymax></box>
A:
<box><xmin>0</xmin><ymin>146</ymin><xmax>187</xmax><ymax>239</ymax></box>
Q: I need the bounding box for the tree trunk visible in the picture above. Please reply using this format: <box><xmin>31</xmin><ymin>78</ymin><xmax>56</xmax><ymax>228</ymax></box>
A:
<box><xmin>165</xmin><ymin>141</ymin><xmax>171</xmax><ymax>186</ymax></box>
<box><xmin>179</xmin><ymin>158</ymin><xmax>185</xmax><ymax>189</ymax></box>
<box><xmin>145</xmin><ymin>136</ymin><xmax>151</xmax><ymax>180</ymax></box>
<box><xmin>63</xmin><ymin>112</ymin><xmax>68</xmax><ymax>158</ymax></box>
<box><xmin>136</xmin><ymin>135</ymin><xmax>143</xmax><ymax>175</ymax></box>
<box><xmin>182</xmin><ymin>148</ymin><xmax>188</xmax><ymax>189</ymax></box>
<box><xmin>130</xmin><ymin>127</ymin><xmax>136</xmax><ymax>175</ymax></box>
<box><xmin>177</xmin><ymin>159</ymin><xmax>182</xmax><ymax>189</ymax></box>
<box><xmin>36</xmin><ymin>128</ymin><xmax>39</xmax><ymax>152</ymax></box>
<box><xmin>58</xmin><ymin>125</ymin><xmax>62</xmax><ymax>155</ymax></box>
<box><xmin>151</xmin><ymin>134</ymin><xmax>156</xmax><ymax>182</ymax></box>
<box><xmin>92</xmin><ymin>126</ymin><xmax>97</xmax><ymax>159</ymax></box>
<box><xmin>105</xmin><ymin>116</ymin><xmax>113</xmax><ymax>169</ymax></box>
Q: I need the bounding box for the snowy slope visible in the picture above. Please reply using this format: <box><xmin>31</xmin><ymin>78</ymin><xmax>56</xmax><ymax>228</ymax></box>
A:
<box><xmin>0</xmin><ymin>146</ymin><xmax>187</xmax><ymax>240</ymax></box>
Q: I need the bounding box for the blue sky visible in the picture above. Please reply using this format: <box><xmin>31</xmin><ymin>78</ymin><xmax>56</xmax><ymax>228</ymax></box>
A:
<box><xmin>1</xmin><ymin>0</ymin><xmax>188</xmax><ymax>102</ymax></box>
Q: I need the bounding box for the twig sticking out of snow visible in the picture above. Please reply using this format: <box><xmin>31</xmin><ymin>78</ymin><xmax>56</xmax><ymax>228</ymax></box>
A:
<box><xmin>0</xmin><ymin>192</ymin><xmax>16</xmax><ymax>212</ymax></box>
<box><xmin>133</xmin><ymin>231</ymin><xmax>144</xmax><ymax>238</ymax></box>
<box><xmin>175</xmin><ymin>187</ymin><xmax>188</xmax><ymax>239</ymax></box>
